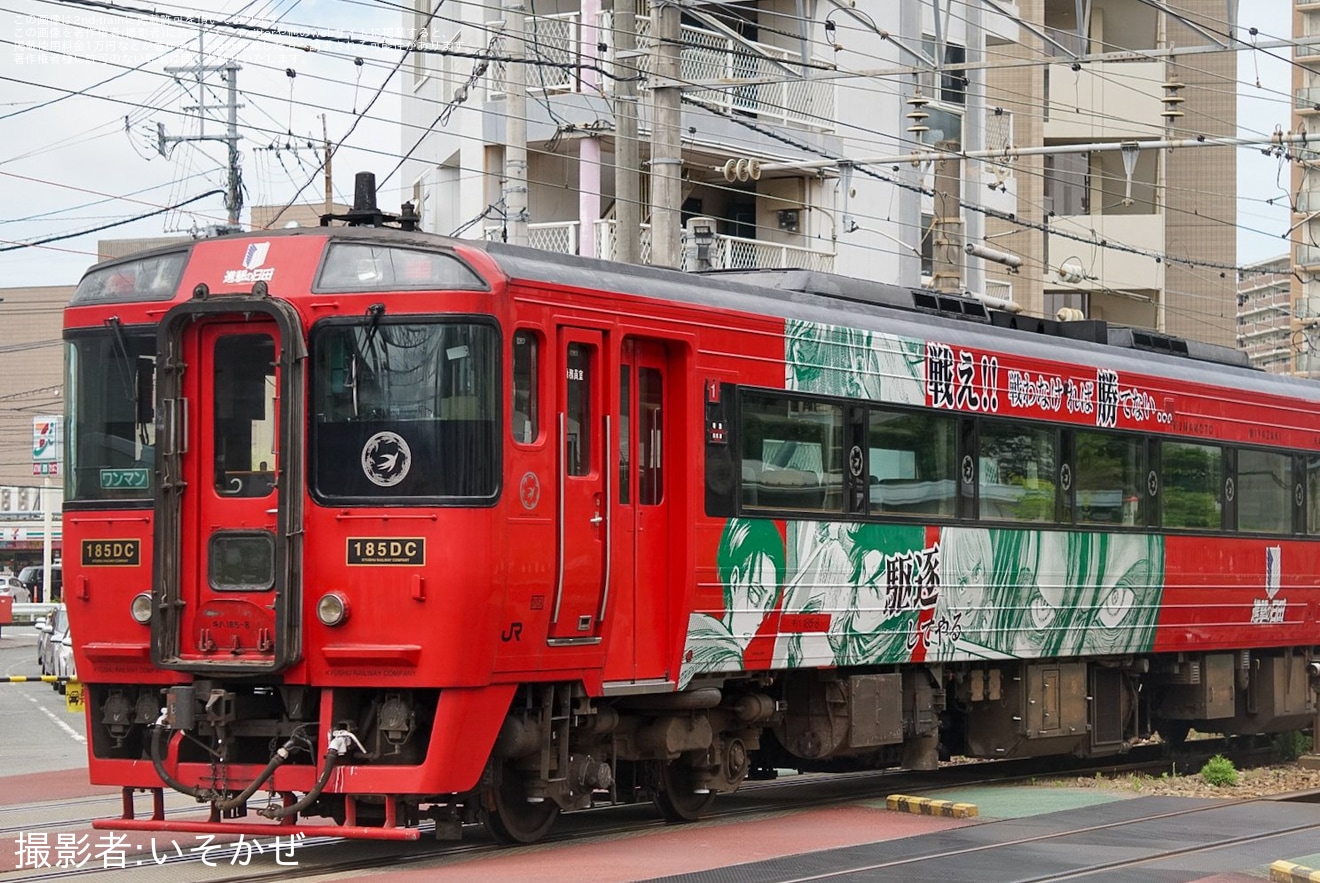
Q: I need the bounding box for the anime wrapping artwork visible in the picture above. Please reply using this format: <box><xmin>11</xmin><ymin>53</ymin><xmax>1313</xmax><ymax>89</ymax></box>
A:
<box><xmin>679</xmin><ymin>319</ymin><xmax>1169</xmax><ymax>683</ymax></box>
<box><xmin>678</xmin><ymin>519</ymin><xmax>787</xmax><ymax>687</ymax></box>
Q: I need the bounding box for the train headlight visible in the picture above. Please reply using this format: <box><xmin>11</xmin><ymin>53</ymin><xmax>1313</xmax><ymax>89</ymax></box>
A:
<box><xmin>130</xmin><ymin>592</ymin><xmax>153</xmax><ymax>625</ymax></box>
<box><xmin>317</xmin><ymin>592</ymin><xmax>350</xmax><ymax>627</ymax></box>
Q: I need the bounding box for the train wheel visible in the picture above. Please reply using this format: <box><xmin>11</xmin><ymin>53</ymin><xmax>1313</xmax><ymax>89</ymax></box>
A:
<box><xmin>652</xmin><ymin>759</ymin><xmax>716</xmax><ymax>823</ymax></box>
<box><xmin>481</xmin><ymin>761</ymin><xmax>558</xmax><ymax>844</ymax></box>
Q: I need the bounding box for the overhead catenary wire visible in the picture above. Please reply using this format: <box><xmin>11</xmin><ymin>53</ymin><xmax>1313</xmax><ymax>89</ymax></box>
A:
<box><xmin>0</xmin><ymin>0</ymin><xmax>1298</xmax><ymax>299</ymax></box>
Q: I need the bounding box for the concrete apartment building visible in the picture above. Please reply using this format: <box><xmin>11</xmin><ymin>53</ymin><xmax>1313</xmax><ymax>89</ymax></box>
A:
<box><xmin>1236</xmin><ymin>255</ymin><xmax>1293</xmax><ymax>374</ymax></box>
<box><xmin>982</xmin><ymin>0</ymin><xmax>1235</xmax><ymax>344</ymax></box>
<box><xmin>400</xmin><ymin>0</ymin><xmax>1235</xmax><ymax>342</ymax></box>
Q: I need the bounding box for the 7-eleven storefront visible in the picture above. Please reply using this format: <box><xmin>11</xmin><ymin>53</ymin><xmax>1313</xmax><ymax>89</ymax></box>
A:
<box><xmin>0</xmin><ymin>521</ymin><xmax>62</xmax><ymax>573</ymax></box>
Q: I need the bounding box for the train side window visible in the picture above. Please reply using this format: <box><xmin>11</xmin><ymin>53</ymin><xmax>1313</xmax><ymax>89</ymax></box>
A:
<box><xmin>740</xmin><ymin>392</ymin><xmax>844</xmax><ymax>513</ymax></box>
<box><xmin>1160</xmin><ymin>441</ymin><xmax>1223</xmax><ymax>530</ymax></box>
<box><xmin>565</xmin><ymin>343</ymin><xmax>591</xmax><ymax>476</ymax></box>
<box><xmin>867</xmin><ymin>408</ymin><xmax>956</xmax><ymax>517</ymax></box>
<box><xmin>1307</xmin><ymin>456</ymin><xmax>1320</xmax><ymax>535</ymax></box>
<box><xmin>512</xmin><ymin>330</ymin><xmax>539</xmax><ymax>444</ymax></box>
<box><xmin>618</xmin><ymin>365</ymin><xmax>630</xmax><ymax>504</ymax></box>
<box><xmin>639</xmin><ymin>368</ymin><xmax>663</xmax><ymax>505</ymax></box>
<box><xmin>1074</xmin><ymin>431</ymin><xmax>1143</xmax><ymax>526</ymax></box>
<box><xmin>977</xmin><ymin>420</ymin><xmax>1057</xmax><ymax>523</ymax></box>
<box><xmin>1238</xmin><ymin>448</ymin><xmax>1290</xmax><ymax>534</ymax></box>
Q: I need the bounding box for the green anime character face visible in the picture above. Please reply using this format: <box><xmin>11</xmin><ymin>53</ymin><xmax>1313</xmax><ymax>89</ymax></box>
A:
<box><xmin>940</xmin><ymin>528</ymin><xmax>993</xmax><ymax>635</ymax></box>
<box><xmin>1082</xmin><ymin>534</ymin><xmax>1162</xmax><ymax>655</ymax></box>
<box><xmin>718</xmin><ymin>519</ymin><xmax>786</xmax><ymax>643</ymax></box>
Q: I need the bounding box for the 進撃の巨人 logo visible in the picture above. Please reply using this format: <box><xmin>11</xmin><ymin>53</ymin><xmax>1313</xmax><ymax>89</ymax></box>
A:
<box><xmin>243</xmin><ymin>242</ymin><xmax>270</xmax><ymax>270</ymax></box>
<box><xmin>223</xmin><ymin>242</ymin><xmax>276</xmax><ymax>284</ymax></box>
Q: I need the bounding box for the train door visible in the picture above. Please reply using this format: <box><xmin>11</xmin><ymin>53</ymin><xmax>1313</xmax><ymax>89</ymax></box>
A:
<box><xmin>155</xmin><ymin>317</ymin><xmax>289</xmax><ymax>669</ymax></box>
<box><xmin>550</xmin><ymin>327</ymin><xmax>609</xmax><ymax>641</ymax></box>
<box><xmin>609</xmin><ymin>338</ymin><xmax>672</xmax><ymax>678</ymax></box>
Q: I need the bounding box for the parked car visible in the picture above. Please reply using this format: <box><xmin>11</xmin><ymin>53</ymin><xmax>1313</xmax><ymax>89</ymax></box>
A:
<box><xmin>17</xmin><ymin>563</ymin><xmax>61</xmax><ymax>603</ymax></box>
<box><xmin>36</xmin><ymin>605</ymin><xmax>70</xmax><ymax>686</ymax></box>
<box><xmin>56</xmin><ymin>631</ymin><xmax>76</xmax><ymax>691</ymax></box>
<box><xmin>0</xmin><ymin>575</ymin><xmax>30</xmax><ymax>603</ymax></box>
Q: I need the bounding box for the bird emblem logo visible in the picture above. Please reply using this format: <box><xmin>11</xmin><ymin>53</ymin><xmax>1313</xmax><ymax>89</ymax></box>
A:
<box><xmin>361</xmin><ymin>431</ymin><xmax>412</xmax><ymax>487</ymax></box>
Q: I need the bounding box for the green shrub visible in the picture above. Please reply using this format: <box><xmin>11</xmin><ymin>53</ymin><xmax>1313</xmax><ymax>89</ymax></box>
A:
<box><xmin>1200</xmin><ymin>754</ymin><xmax>1238</xmax><ymax>787</ymax></box>
<box><xmin>1272</xmin><ymin>730</ymin><xmax>1314</xmax><ymax>763</ymax></box>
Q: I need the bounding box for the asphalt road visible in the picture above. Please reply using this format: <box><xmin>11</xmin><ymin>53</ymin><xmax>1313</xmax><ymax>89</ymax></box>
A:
<box><xmin>0</xmin><ymin>626</ymin><xmax>87</xmax><ymax>775</ymax></box>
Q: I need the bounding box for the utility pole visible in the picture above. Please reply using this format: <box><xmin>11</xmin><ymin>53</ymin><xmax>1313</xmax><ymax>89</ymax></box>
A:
<box><xmin>931</xmin><ymin>139</ymin><xmax>963</xmax><ymax>293</ymax></box>
<box><xmin>649</xmin><ymin>0</ymin><xmax>682</xmax><ymax>268</ymax></box>
<box><xmin>322</xmin><ymin>114</ymin><xmax>333</xmax><ymax>217</ymax></box>
<box><xmin>612</xmin><ymin>0</ymin><xmax>640</xmax><ymax>264</ymax></box>
<box><xmin>159</xmin><ymin>55</ymin><xmax>244</xmax><ymax>231</ymax></box>
<box><xmin>502</xmin><ymin>0</ymin><xmax>529</xmax><ymax>246</ymax></box>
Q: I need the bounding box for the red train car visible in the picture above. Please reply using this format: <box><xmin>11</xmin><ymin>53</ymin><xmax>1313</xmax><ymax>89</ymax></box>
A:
<box><xmin>63</xmin><ymin>183</ymin><xmax>1317</xmax><ymax>843</ymax></box>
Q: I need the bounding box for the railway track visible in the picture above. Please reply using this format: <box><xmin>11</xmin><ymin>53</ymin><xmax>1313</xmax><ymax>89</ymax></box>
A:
<box><xmin>6</xmin><ymin>740</ymin><xmax>1306</xmax><ymax>882</ymax></box>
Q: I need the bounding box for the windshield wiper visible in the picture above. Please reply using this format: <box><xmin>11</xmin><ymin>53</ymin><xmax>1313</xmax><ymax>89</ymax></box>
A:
<box><xmin>349</xmin><ymin>303</ymin><xmax>386</xmax><ymax>418</ymax></box>
<box><xmin>103</xmin><ymin>315</ymin><xmax>139</xmax><ymax>412</ymax></box>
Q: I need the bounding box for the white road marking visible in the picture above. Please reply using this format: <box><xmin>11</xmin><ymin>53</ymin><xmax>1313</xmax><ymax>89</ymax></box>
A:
<box><xmin>22</xmin><ymin>692</ymin><xmax>86</xmax><ymax>744</ymax></box>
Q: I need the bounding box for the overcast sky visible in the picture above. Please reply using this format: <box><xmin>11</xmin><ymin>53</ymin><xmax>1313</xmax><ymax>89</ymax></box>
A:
<box><xmin>0</xmin><ymin>0</ymin><xmax>1300</xmax><ymax>287</ymax></box>
<box><xmin>1236</xmin><ymin>1</ymin><xmax>1294</xmax><ymax>268</ymax></box>
<box><xmin>2</xmin><ymin>0</ymin><xmax>404</xmax><ymax>288</ymax></box>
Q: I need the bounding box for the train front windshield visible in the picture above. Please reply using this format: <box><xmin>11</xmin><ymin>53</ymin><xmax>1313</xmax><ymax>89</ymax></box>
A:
<box><xmin>310</xmin><ymin>319</ymin><xmax>499</xmax><ymax>501</ymax></box>
<box><xmin>65</xmin><ymin>330</ymin><xmax>157</xmax><ymax>503</ymax></box>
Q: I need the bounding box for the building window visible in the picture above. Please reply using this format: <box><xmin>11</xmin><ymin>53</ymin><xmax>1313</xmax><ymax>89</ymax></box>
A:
<box><xmin>1044</xmin><ymin>153</ymin><xmax>1090</xmax><ymax>216</ymax></box>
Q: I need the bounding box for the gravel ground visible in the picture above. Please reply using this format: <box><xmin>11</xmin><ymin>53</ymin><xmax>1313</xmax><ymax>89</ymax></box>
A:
<box><xmin>1043</xmin><ymin>759</ymin><xmax>1320</xmax><ymax>799</ymax></box>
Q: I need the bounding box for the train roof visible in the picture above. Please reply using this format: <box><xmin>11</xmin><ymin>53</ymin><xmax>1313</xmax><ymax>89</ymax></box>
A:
<box><xmin>72</xmin><ymin>224</ymin><xmax>1320</xmax><ymax>407</ymax></box>
<box><xmin>477</xmin><ymin>240</ymin><xmax>1320</xmax><ymax>406</ymax></box>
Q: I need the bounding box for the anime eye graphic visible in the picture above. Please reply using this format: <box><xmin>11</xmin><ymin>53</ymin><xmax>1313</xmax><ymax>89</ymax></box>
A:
<box><xmin>1096</xmin><ymin>586</ymin><xmax>1136</xmax><ymax>629</ymax></box>
<box><xmin>1029</xmin><ymin>597</ymin><xmax>1056</xmax><ymax>629</ymax></box>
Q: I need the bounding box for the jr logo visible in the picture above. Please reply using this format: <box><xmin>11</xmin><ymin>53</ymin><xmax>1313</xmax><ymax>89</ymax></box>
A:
<box><xmin>501</xmin><ymin>622</ymin><xmax>523</xmax><ymax>642</ymax></box>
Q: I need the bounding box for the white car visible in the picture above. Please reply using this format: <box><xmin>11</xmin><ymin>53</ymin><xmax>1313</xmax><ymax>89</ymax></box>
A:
<box><xmin>56</xmin><ymin>632</ymin><xmax>76</xmax><ymax>690</ymax></box>
<box><xmin>0</xmin><ymin>575</ymin><xmax>30</xmax><ymax>604</ymax></box>
<box><xmin>36</xmin><ymin>605</ymin><xmax>70</xmax><ymax>685</ymax></box>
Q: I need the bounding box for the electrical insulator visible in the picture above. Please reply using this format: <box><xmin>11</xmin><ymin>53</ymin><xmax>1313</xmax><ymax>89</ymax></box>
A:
<box><xmin>906</xmin><ymin>89</ymin><xmax>931</xmax><ymax>137</ymax></box>
<box><xmin>1162</xmin><ymin>77</ymin><xmax>1185</xmax><ymax>122</ymax></box>
<box><xmin>721</xmin><ymin>158</ymin><xmax>761</xmax><ymax>183</ymax></box>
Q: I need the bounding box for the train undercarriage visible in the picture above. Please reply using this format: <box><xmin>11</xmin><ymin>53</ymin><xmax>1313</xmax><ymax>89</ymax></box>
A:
<box><xmin>87</xmin><ymin>648</ymin><xmax>1318</xmax><ymax>843</ymax></box>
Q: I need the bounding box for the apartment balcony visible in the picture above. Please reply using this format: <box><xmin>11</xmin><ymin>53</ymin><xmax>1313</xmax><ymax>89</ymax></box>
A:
<box><xmin>486</xmin><ymin>14</ymin><xmax>833</xmax><ymax>132</ymax></box>
<box><xmin>487</xmin><ymin>12</ymin><xmax>583</xmax><ymax>98</ymax></box>
<box><xmin>1296</xmin><ymin>87</ymin><xmax>1320</xmax><ymax>113</ymax></box>
<box><xmin>1296</xmin><ymin>33</ymin><xmax>1320</xmax><ymax>60</ymax></box>
<box><xmin>1297</xmin><ymin>244</ymin><xmax>1320</xmax><ymax>269</ymax></box>
<box><xmin>1046</xmin><ymin>214</ymin><xmax>1164</xmax><ymax>293</ymax></box>
<box><xmin>1044</xmin><ymin>61</ymin><xmax>1165</xmax><ymax>139</ymax></box>
<box><xmin>483</xmin><ymin>221</ymin><xmax>581</xmax><ymax>254</ymax></box>
<box><xmin>480</xmin><ymin>220</ymin><xmax>832</xmax><ymax>274</ymax></box>
<box><xmin>671</xmin><ymin>23</ymin><xmax>834</xmax><ymax>131</ymax></box>
<box><xmin>1298</xmin><ymin>281</ymin><xmax>1320</xmax><ymax>320</ymax></box>
<box><xmin>1296</xmin><ymin>189</ymin><xmax>1320</xmax><ymax>214</ymax></box>
<box><xmin>680</xmin><ymin>230</ymin><xmax>835</xmax><ymax>273</ymax></box>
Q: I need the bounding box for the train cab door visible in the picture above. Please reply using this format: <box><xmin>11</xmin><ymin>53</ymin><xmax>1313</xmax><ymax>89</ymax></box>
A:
<box><xmin>607</xmin><ymin>338</ymin><xmax>672</xmax><ymax>679</ymax></box>
<box><xmin>550</xmin><ymin>327</ymin><xmax>609</xmax><ymax>641</ymax></box>
<box><xmin>155</xmin><ymin>307</ymin><xmax>304</xmax><ymax>673</ymax></box>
